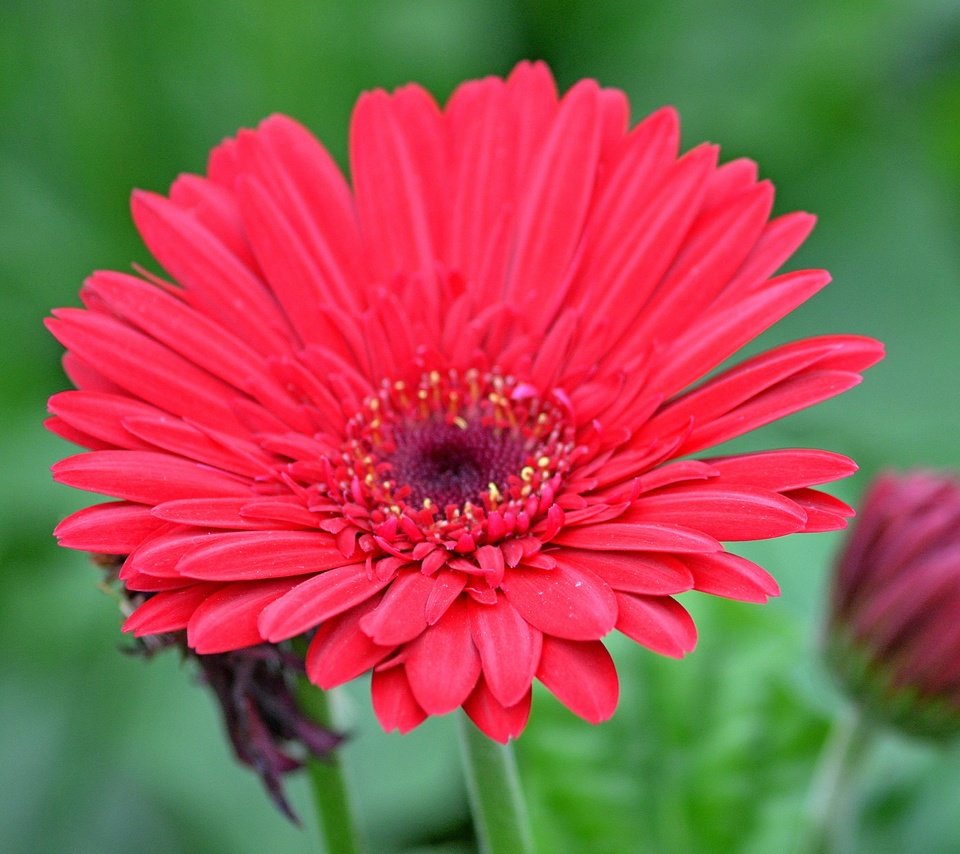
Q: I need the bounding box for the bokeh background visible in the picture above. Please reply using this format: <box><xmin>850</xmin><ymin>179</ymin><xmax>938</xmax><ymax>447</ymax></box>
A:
<box><xmin>3</xmin><ymin>1</ymin><xmax>960</xmax><ymax>851</ymax></box>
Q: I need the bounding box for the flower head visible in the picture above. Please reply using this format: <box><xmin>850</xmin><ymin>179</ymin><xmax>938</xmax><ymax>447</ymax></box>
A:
<box><xmin>826</xmin><ymin>471</ymin><xmax>960</xmax><ymax>740</ymax></box>
<box><xmin>49</xmin><ymin>62</ymin><xmax>882</xmax><ymax>741</ymax></box>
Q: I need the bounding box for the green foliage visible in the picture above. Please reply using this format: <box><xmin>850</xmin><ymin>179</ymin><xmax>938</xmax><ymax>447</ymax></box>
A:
<box><xmin>3</xmin><ymin>0</ymin><xmax>960</xmax><ymax>851</ymax></box>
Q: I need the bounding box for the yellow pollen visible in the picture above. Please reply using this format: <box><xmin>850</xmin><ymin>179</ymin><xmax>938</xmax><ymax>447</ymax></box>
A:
<box><xmin>537</xmin><ymin>455</ymin><xmax>551</xmax><ymax>468</ymax></box>
<box><xmin>520</xmin><ymin>466</ymin><xmax>535</xmax><ymax>482</ymax></box>
<box><xmin>453</xmin><ymin>416</ymin><xmax>469</xmax><ymax>430</ymax></box>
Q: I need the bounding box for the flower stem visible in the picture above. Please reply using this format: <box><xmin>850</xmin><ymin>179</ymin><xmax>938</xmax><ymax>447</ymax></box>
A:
<box><xmin>296</xmin><ymin>680</ymin><xmax>365</xmax><ymax>854</ymax></box>
<box><xmin>456</xmin><ymin>712</ymin><xmax>535</xmax><ymax>854</ymax></box>
<box><xmin>800</xmin><ymin>702</ymin><xmax>875</xmax><ymax>854</ymax></box>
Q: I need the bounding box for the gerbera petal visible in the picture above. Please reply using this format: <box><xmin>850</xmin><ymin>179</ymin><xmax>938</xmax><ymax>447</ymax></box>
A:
<box><xmin>614</xmin><ymin>592</ymin><xmax>698</xmax><ymax>657</ymax></box>
<box><xmin>682</xmin><ymin>552</ymin><xmax>780</xmax><ymax>602</ymax></box>
<box><xmin>130</xmin><ymin>190</ymin><xmax>293</xmax><ymax>355</ymax></box>
<box><xmin>187</xmin><ymin>579</ymin><xmax>293</xmax><ymax>653</ymax></box>
<box><xmin>552</xmin><ymin>522</ymin><xmax>721</xmax><ymax>553</ymax></box>
<box><xmin>625</xmin><ymin>484</ymin><xmax>808</xmax><ymax>540</ymax></box>
<box><xmin>48</xmin><ymin>390</ymin><xmax>160</xmax><ymax>450</ymax></box>
<box><xmin>553</xmin><ymin>550</ymin><xmax>695</xmax><ymax>596</ymax></box>
<box><xmin>122</xmin><ymin>583</ymin><xmax>220</xmax><ymax>636</ymax></box>
<box><xmin>787</xmin><ymin>487</ymin><xmax>856</xmax><ymax>532</ymax></box>
<box><xmin>55</xmin><ymin>502</ymin><xmax>165</xmax><ymax>553</ymax></box>
<box><xmin>258</xmin><ymin>563</ymin><xmax>389</xmax><ymax>641</ymax></box>
<box><xmin>151</xmin><ymin>497</ymin><xmax>283</xmax><ymax>530</ymax></box>
<box><xmin>536</xmin><ymin>637</ymin><xmax>619</xmax><ymax>723</ymax></box>
<box><xmin>52</xmin><ymin>450</ymin><xmax>250</xmax><ymax>504</ymax></box>
<box><xmin>177</xmin><ymin>531</ymin><xmax>357</xmax><ymax>581</ymax></box>
<box><xmin>463</xmin><ymin>678</ymin><xmax>531</xmax><ymax>744</ymax></box>
<box><xmin>358</xmin><ymin>570</ymin><xmax>434</xmax><ymax>645</ymax></box>
<box><xmin>651</xmin><ymin>268</ymin><xmax>832</xmax><ymax>397</ymax></box>
<box><xmin>500</xmin><ymin>562</ymin><xmax>617</xmax><ymax>641</ymax></box>
<box><xmin>468</xmin><ymin>598</ymin><xmax>543</xmax><ymax>707</ymax></box>
<box><xmin>351</xmin><ymin>88</ymin><xmax>440</xmax><ymax>285</ymax></box>
<box><xmin>405</xmin><ymin>597</ymin><xmax>481</xmax><ymax>715</ymax></box>
<box><xmin>706</xmin><ymin>449</ymin><xmax>857</xmax><ymax>491</ymax></box>
<box><xmin>371</xmin><ymin>665</ymin><xmax>427</xmax><ymax>735</ymax></box>
<box><xmin>505</xmin><ymin>79</ymin><xmax>602</xmax><ymax>326</ymax></box>
<box><xmin>307</xmin><ymin>600</ymin><xmax>394</xmax><ymax>689</ymax></box>
<box><xmin>46</xmin><ymin>310</ymin><xmax>245</xmax><ymax>432</ymax></box>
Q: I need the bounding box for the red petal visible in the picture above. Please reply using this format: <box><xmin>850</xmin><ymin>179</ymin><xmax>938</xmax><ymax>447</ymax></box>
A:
<box><xmin>506</xmin><ymin>80</ymin><xmax>602</xmax><ymax>328</ymax></box>
<box><xmin>55</xmin><ymin>502</ymin><xmax>164</xmax><ymax>553</ymax></box>
<box><xmin>536</xmin><ymin>637</ymin><xmax>619</xmax><ymax>723</ymax></box>
<box><xmin>553</xmin><ymin>550</ymin><xmax>694</xmax><ymax>595</ymax></box>
<box><xmin>626</xmin><ymin>484</ymin><xmax>807</xmax><ymax>540</ymax></box>
<box><xmin>424</xmin><ymin>568</ymin><xmax>468</xmax><ymax>625</ymax></box>
<box><xmin>52</xmin><ymin>450</ymin><xmax>250</xmax><ymax>504</ymax></box>
<box><xmin>187</xmin><ymin>580</ymin><xmax>292</xmax><ymax>653</ymax></box>
<box><xmin>682</xmin><ymin>552</ymin><xmax>779</xmax><ymax>602</ymax></box>
<box><xmin>130</xmin><ymin>190</ymin><xmax>292</xmax><ymax>356</ymax></box>
<box><xmin>46</xmin><ymin>310</ymin><xmax>244</xmax><ymax>431</ymax></box>
<box><xmin>405</xmin><ymin>597</ymin><xmax>481</xmax><ymax>715</ymax></box>
<box><xmin>683</xmin><ymin>370</ymin><xmax>863</xmax><ymax>455</ymax></box>
<box><xmin>552</xmin><ymin>522</ymin><xmax>721</xmax><ymax>553</ymax></box>
<box><xmin>614</xmin><ymin>593</ymin><xmax>697</xmax><ymax>657</ymax></box>
<box><xmin>651</xmin><ymin>268</ymin><xmax>831</xmax><ymax>396</ymax></box>
<box><xmin>176</xmin><ymin>530</ymin><xmax>354</xmax><ymax>581</ymax></box>
<box><xmin>48</xmin><ymin>390</ymin><xmax>159</xmax><ymax>450</ymax></box>
<box><xmin>359</xmin><ymin>570</ymin><xmax>434</xmax><ymax>645</ymax></box>
<box><xmin>122</xmin><ymin>584</ymin><xmax>219</xmax><ymax>636</ymax></box>
<box><xmin>351</xmin><ymin>88</ymin><xmax>440</xmax><ymax>284</ymax></box>
<box><xmin>307</xmin><ymin>600</ymin><xmax>393</xmax><ymax>689</ymax></box>
<box><xmin>151</xmin><ymin>497</ymin><xmax>280</xmax><ymax>530</ymax></box>
<box><xmin>500</xmin><ymin>562</ymin><xmax>617</xmax><ymax>641</ymax></box>
<box><xmin>258</xmin><ymin>563</ymin><xmax>389</xmax><ymax>641</ymax></box>
<box><xmin>706</xmin><ymin>449</ymin><xmax>857</xmax><ymax>491</ymax></box>
<box><xmin>468</xmin><ymin>599</ymin><xmax>542</xmax><ymax>707</ymax></box>
<box><xmin>463</xmin><ymin>679</ymin><xmax>532</xmax><ymax>743</ymax></box>
<box><xmin>371</xmin><ymin>665</ymin><xmax>427</xmax><ymax>734</ymax></box>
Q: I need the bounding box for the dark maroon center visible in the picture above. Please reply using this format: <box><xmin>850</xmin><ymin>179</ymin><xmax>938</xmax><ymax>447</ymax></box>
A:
<box><xmin>384</xmin><ymin>416</ymin><xmax>528</xmax><ymax>510</ymax></box>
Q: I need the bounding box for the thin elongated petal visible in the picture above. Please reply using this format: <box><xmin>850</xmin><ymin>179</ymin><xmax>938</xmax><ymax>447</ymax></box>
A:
<box><xmin>682</xmin><ymin>552</ymin><xmax>780</xmax><ymax>602</ymax></box>
<box><xmin>258</xmin><ymin>564</ymin><xmax>389</xmax><ymax>641</ymax></box>
<box><xmin>625</xmin><ymin>485</ymin><xmax>808</xmax><ymax>540</ymax></box>
<box><xmin>553</xmin><ymin>522</ymin><xmax>721</xmax><ymax>553</ymax></box>
<box><xmin>177</xmin><ymin>531</ymin><xmax>354</xmax><ymax>581</ymax></box>
<box><xmin>52</xmin><ymin>450</ymin><xmax>250</xmax><ymax>504</ymax></box>
<box><xmin>55</xmin><ymin>502</ymin><xmax>164</xmax><ymax>553</ymax></box>
<box><xmin>122</xmin><ymin>584</ymin><xmax>219</xmax><ymax>636</ymax></box>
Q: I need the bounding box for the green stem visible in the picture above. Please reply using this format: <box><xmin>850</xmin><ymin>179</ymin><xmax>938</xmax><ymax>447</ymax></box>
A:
<box><xmin>800</xmin><ymin>703</ymin><xmax>875</xmax><ymax>854</ymax></box>
<box><xmin>296</xmin><ymin>680</ymin><xmax>365</xmax><ymax>854</ymax></box>
<box><xmin>457</xmin><ymin>712</ymin><xmax>535</xmax><ymax>854</ymax></box>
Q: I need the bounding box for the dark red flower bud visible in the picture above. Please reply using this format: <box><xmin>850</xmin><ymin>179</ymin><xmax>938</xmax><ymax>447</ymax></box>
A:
<box><xmin>826</xmin><ymin>471</ymin><xmax>960</xmax><ymax>739</ymax></box>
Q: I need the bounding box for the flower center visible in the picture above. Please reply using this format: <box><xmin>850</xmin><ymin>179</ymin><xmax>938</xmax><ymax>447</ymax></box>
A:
<box><xmin>336</xmin><ymin>369</ymin><xmax>575</xmax><ymax>545</ymax></box>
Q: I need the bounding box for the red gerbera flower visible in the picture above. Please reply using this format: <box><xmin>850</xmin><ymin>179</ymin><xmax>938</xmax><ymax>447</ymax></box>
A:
<box><xmin>48</xmin><ymin>62</ymin><xmax>882</xmax><ymax>742</ymax></box>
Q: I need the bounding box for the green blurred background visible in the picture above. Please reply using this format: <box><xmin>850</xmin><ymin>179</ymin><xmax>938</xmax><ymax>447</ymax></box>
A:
<box><xmin>3</xmin><ymin>1</ymin><xmax>960</xmax><ymax>851</ymax></box>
